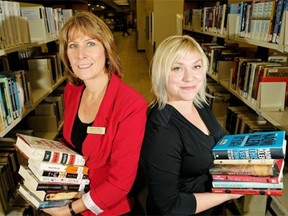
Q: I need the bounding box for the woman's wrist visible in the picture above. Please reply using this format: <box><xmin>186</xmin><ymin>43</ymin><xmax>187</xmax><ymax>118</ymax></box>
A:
<box><xmin>68</xmin><ymin>201</ymin><xmax>78</xmax><ymax>216</ymax></box>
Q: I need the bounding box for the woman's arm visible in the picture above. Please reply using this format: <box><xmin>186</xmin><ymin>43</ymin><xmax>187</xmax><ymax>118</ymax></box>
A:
<box><xmin>194</xmin><ymin>192</ymin><xmax>242</xmax><ymax>214</ymax></box>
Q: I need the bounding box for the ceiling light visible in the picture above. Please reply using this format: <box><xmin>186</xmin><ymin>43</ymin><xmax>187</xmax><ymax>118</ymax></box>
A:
<box><xmin>113</xmin><ymin>0</ymin><xmax>129</xmax><ymax>6</ymax></box>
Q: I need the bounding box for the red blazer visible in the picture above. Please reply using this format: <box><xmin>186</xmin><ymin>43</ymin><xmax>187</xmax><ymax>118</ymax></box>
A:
<box><xmin>63</xmin><ymin>74</ymin><xmax>147</xmax><ymax>215</ymax></box>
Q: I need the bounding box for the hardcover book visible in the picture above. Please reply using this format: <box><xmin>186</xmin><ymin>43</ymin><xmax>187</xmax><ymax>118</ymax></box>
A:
<box><xmin>212</xmin><ymin>181</ymin><xmax>283</xmax><ymax>189</ymax></box>
<box><xmin>209</xmin><ymin>159</ymin><xmax>284</xmax><ymax>176</ymax></box>
<box><xmin>211</xmin><ymin>188</ymin><xmax>283</xmax><ymax>196</ymax></box>
<box><xmin>15</xmin><ymin>133</ymin><xmax>85</xmax><ymax>166</ymax></box>
<box><xmin>212</xmin><ymin>131</ymin><xmax>286</xmax><ymax>160</ymax></box>
<box><xmin>212</xmin><ymin>172</ymin><xmax>283</xmax><ymax>184</ymax></box>
<box><xmin>213</xmin><ymin>159</ymin><xmax>275</xmax><ymax>165</ymax></box>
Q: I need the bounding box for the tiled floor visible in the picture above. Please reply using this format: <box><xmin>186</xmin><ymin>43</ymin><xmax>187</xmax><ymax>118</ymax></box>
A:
<box><xmin>114</xmin><ymin>31</ymin><xmax>154</xmax><ymax>104</ymax></box>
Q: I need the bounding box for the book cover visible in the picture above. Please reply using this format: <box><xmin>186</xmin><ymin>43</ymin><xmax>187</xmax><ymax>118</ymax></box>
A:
<box><xmin>21</xmin><ymin>182</ymin><xmax>81</xmax><ymax>201</ymax></box>
<box><xmin>28</xmin><ymin>163</ymin><xmax>89</xmax><ymax>184</ymax></box>
<box><xmin>17</xmin><ymin>184</ymin><xmax>71</xmax><ymax>210</ymax></box>
<box><xmin>15</xmin><ymin>133</ymin><xmax>85</xmax><ymax>166</ymax></box>
<box><xmin>212</xmin><ymin>131</ymin><xmax>286</xmax><ymax>160</ymax></box>
<box><xmin>212</xmin><ymin>173</ymin><xmax>283</xmax><ymax>184</ymax></box>
<box><xmin>18</xmin><ymin>166</ymin><xmax>88</xmax><ymax>192</ymax></box>
<box><xmin>212</xmin><ymin>180</ymin><xmax>283</xmax><ymax>189</ymax></box>
<box><xmin>260</xmin><ymin>76</ymin><xmax>288</xmax><ymax>107</ymax></box>
<box><xmin>211</xmin><ymin>187</ymin><xmax>283</xmax><ymax>196</ymax></box>
<box><xmin>213</xmin><ymin>159</ymin><xmax>275</xmax><ymax>165</ymax></box>
<box><xmin>28</xmin><ymin>159</ymin><xmax>88</xmax><ymax>175</ymax></box>
<box><xmin>209</xmin><ymin>159</ymin><xmax>284</xmax><ymax>176</ymax></box>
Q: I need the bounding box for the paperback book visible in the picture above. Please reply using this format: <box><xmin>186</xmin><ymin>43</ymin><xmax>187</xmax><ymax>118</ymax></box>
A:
<box><xmin>15</xmin><ymin>133</ymin><xmax>85</xmax><ymax>166</ymax></box>
<box><xmin>17</xmin><ymin>184</ymin><xmax>71</xmax><ymax>210</ymax></box>
<box><xmin>18</xmin><ymin>166</ymin><xmax>89</xmax><ymax>191</ymax></box>
<box><xmin>28</xmin><ymin>159</ymin><xmax>89</xmax><ymax>174</ymax></box>
<box><xmin>212</xmin><ymin>131</ymin><xmax>286</xmax><ymax>160</ymax></box>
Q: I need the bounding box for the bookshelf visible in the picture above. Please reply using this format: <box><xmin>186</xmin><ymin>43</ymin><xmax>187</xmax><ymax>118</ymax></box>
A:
<box><xmin>0</xmin><ymin>2</ymin><xmax>69</xmax><ymax>215</ymax></box>
<box><xmin>183</xmin><ymin>0</ymin><xmax>288</xmax><ymax>215</ymax></box>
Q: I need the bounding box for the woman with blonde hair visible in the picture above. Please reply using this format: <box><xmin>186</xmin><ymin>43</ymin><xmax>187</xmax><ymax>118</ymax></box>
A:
<box><xmin>142</xmin><ymin>35</ymin><xmax>242</xmax><ymax>215</ymax></box>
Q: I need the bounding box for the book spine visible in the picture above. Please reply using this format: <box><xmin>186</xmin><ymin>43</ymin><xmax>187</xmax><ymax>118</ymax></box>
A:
<box><xmin>209</xmin><ymin>164</ymin><xmax>275</xmax><ymax>176</ymax></box>
<box><xmin>33</xmin><ymin>162</ymin><xmax>88</xmax><ymax>174</ymax></box>
<box><xmin>211</xmin><ymin>188</ymin><xmax>283</xmax><ymax>196</ymax></box>
<box><xmin>44</xmin><ymin>191</ymin><xmax>80</xmax><ymax>201</ymax></box>
<box><xmin>213</xmin><ymin>159</ymin><xmax>275</xmax><ymax>165</ymax></box>
<box><xmin>212</xmin><ymin>174</ymin><xmax>281</xmax><ymax>184</ymax></box>
<box><xmin>37</xmin><ymin>175</ymin><xmax>90</xmax><ymax>185</ymax></box>
<box><xmin>271</xmin><ymin>0</ymin><xmax>285</xmax><ymax>43</ymax></box>
<box><xmin>39</xmin><ymin>150</ymin><xmax>85</xmax><ymax>166</ymax></box>
<box><xmin>36</xmin><ymin>183</ymin><xmax>88</xmax><ymax>192</ymax></box>
<box><xmin>213</xmin><ymin>147</ymin><xmax>284</xmax><ymax>160</ymax></box>
<box><xmin>41</xmin><ymin>171</ymin><xmax>88</xmax><ymax>180</ymax></box>
<box><xmin>212</xmin><ymin>181</ymin><xmax>283</xmax><ymax>189</ymax></box>
<box><xmin>38</xmin><ymin>199</ymin><xmax>71</xmax><ymax>209</ymax></box>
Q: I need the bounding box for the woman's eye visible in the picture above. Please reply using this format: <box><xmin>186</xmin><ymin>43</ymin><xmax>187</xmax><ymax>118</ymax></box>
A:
<box><xmin>171</xmin><ymin>66</ymin><xmax>182</xmax><ymax>72</ymax></box>
<box><xmin>68</xmin><ymin>43</ymin><xmax>77</xmax><ymax>49</ymax></box>
<box><xmin>193</xmin><ymin>65</ymin><xmax>202</xmax><ymax>70</ymax></box>
<box><xmin>87</xmin><ymin>41</ymin><xmax>96</xmax><ymax>47</ymax></box>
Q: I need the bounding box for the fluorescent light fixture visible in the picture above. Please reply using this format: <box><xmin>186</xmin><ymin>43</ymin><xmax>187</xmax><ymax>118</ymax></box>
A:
<box><xmin>113</xmin><ymin>0</ymin><xmax>129</xmax><ymax>6</ymax></box>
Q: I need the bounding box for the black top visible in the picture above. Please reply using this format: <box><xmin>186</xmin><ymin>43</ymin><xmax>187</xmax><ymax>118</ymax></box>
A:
<box><xmin>141</xmin><ymin>103</ymin><xmax>225</xmax><ymax>215</ymax></box>
<box><xmin>71</xmin><ymin>113</ymin><xmax>92</xmax><ymax>154</ymax></box>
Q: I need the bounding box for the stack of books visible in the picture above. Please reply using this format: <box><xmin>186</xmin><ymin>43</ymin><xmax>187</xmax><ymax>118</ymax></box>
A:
<box><xmin>210</xmin><ymin>130</ymin><xmax>286</xmax><ymax>196</ymax></box>
<box><xmin>14</xmin><ymin>134</ymin><xmax>89</xmax><ymax>210</ymax></box>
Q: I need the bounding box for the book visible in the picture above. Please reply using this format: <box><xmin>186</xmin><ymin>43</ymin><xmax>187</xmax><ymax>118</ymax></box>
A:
<box><xmin>15</xmin><ymin>133</ymin><xmax>85</xmax><ymax>166</ymax></box>
<box><xmin>28</xmin><ymin>159</ymin><xmax>88</xmax><ymax>175</ymax></box>
<box><xmin>212</xmin><ymin>131</ymin><xmax>286</xmax><ymax>160</ymax></box>
<box><xmin>28</xmin><ymin>164</ymin><xmax>89</xmax><ymax>184</ymax></box>
<box><xmin>212</xmin><ymin>173</ymin><xmax>283</xmax><ymax>184</ymax></box>
<box><xmin>213</xmin><ymin>159</ymin><xmax>275</xmax><ymax>165</ymax></box>
<box><xmin>211</xmin><ymin>187</ymin><xmax>283</xmax><ymax>196</ymax></box>
<box><xmin>17</xmin><ymin>184</ymin><xmax>71</xmax><ymax>210</ymax></box>
<box><xmin>212</xmin><ymin>181</ymin><xmax>283</xmax><ymax>189</ymax></box>
<box><xmin>18</xmin><ymin>166</ymin><xmax>88</xmax><ymax>192</ymax></box>
<box><xmin>21</xmin><ymin>181</ymin><xmax>81</xmax><ymax>201</ymax></box>
<box><xmin>209</xmin><ymin>159</ymin><xmax>284</xmax><ymax>176</ymax></box>
<box><xmin>271</xmin><ymin>0</ymin><xmax>286</xmax><ymax>43</ymax></box>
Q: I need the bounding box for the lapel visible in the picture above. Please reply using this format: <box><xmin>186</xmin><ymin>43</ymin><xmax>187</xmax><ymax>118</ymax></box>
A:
<box><xmin>82</xmin><ymin>74</ymin><xmax>121</xmax><ymax>160</ymax></box>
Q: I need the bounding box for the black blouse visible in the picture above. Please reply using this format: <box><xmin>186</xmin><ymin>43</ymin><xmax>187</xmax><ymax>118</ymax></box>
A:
<box><xmin>141</xmin><ymin>103</ymin><xmax>225</xmax><ymax>215</ymax></box>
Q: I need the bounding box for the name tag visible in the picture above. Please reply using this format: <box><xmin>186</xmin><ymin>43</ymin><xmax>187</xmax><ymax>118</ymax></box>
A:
<box><xmin>87</xmin><ymin>126</ymin><xmax>106</xmax><ymax>135</ymax></box>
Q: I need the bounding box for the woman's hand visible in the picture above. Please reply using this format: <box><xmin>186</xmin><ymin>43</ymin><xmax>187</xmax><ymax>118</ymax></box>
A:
<box><xmin>42</xmin><ymin>205</ymin><xmax>70</xmax><ymax>216</ymax></box>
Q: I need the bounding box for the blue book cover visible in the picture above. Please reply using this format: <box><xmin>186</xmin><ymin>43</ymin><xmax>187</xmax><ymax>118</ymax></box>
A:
<box><xmin>212</xmin><ymin>131</ymin><xmax>286</xmax><ymax>160</ymax></box>
<box><xmin>228</xmin><ymin>3</ymin><xmax>241</xmax><ymax>14</ymax></box>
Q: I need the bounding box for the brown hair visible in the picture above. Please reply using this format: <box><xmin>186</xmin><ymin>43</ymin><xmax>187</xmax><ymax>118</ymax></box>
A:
<box><xmin>58</xmin><ymin>11</ymin><xmax>123</xmax><ymax>85</ymax></box>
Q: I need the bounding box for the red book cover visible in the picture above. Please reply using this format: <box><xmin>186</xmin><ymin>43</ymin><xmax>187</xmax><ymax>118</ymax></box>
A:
<box><xmin>211</xmin><ymin>188</ymin><xmax>283</xmax><ymax>196</ymax></box>
<box><xmin>212</xmin><ymin>173</ymin><xmax>282</xmax><ymax>184</ymax></box>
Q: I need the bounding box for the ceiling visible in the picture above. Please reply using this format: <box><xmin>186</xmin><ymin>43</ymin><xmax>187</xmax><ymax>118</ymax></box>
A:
<box><xmin>90</xmin><ymin>0</ymin><xmax>136</xmax><ymax>13</ymax></box>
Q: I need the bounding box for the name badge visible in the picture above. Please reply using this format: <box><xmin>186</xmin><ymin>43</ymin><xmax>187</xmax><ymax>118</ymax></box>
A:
<box><xmin>87</xmin><ymin>126</ymin><xmax>106</xmax><ymax>135</ymax></box>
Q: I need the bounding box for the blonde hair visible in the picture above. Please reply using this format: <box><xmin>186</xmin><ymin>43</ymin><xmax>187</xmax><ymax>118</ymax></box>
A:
<box><xmin>150</xmin><ymin>35</ymin><xmax>210</xmax><ymax>109</ymax></box>
<box><xmin>58</xmin><ymin>11</ymin><xmax>123</xmax><ymax>85</ymax></box>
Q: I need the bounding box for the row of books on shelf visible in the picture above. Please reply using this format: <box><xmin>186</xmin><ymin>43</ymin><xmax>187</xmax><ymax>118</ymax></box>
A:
<box><xmin>224</xmin><ymin>105</ymin><xmax>278</xmax><ymax>135</ymax></box>
<box><xmin>14</xmin><ymin>133</ymin><xmax>89</xmax><ymax>210</ymax></box>
<box><xmin>184</xmin><ymin>1</ymin><xmax>288</xmax><ymax>45</ymax></box>
<box><xmin>0</xmin><ymin>1</ymin><xmax>73</xmax><ymax>49</ymax></box>
<box><xmin>201</xmin><ymin>42</ymin><xmax>288</xmax><ymax>112</ymax></box>
<box><xmin>0</xmin><ymin>138</ymin><xmax>20</xmax><ymax>213</ymax></box>
<box><xmin>0</xmin><ymin>50</ymin><xmax>65</xmax><ymax>134</ymax></box>
<box><xmin>211</xmin><ymin>130</ymin><xmax>286</xmax><ymax>196</ymax></box>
